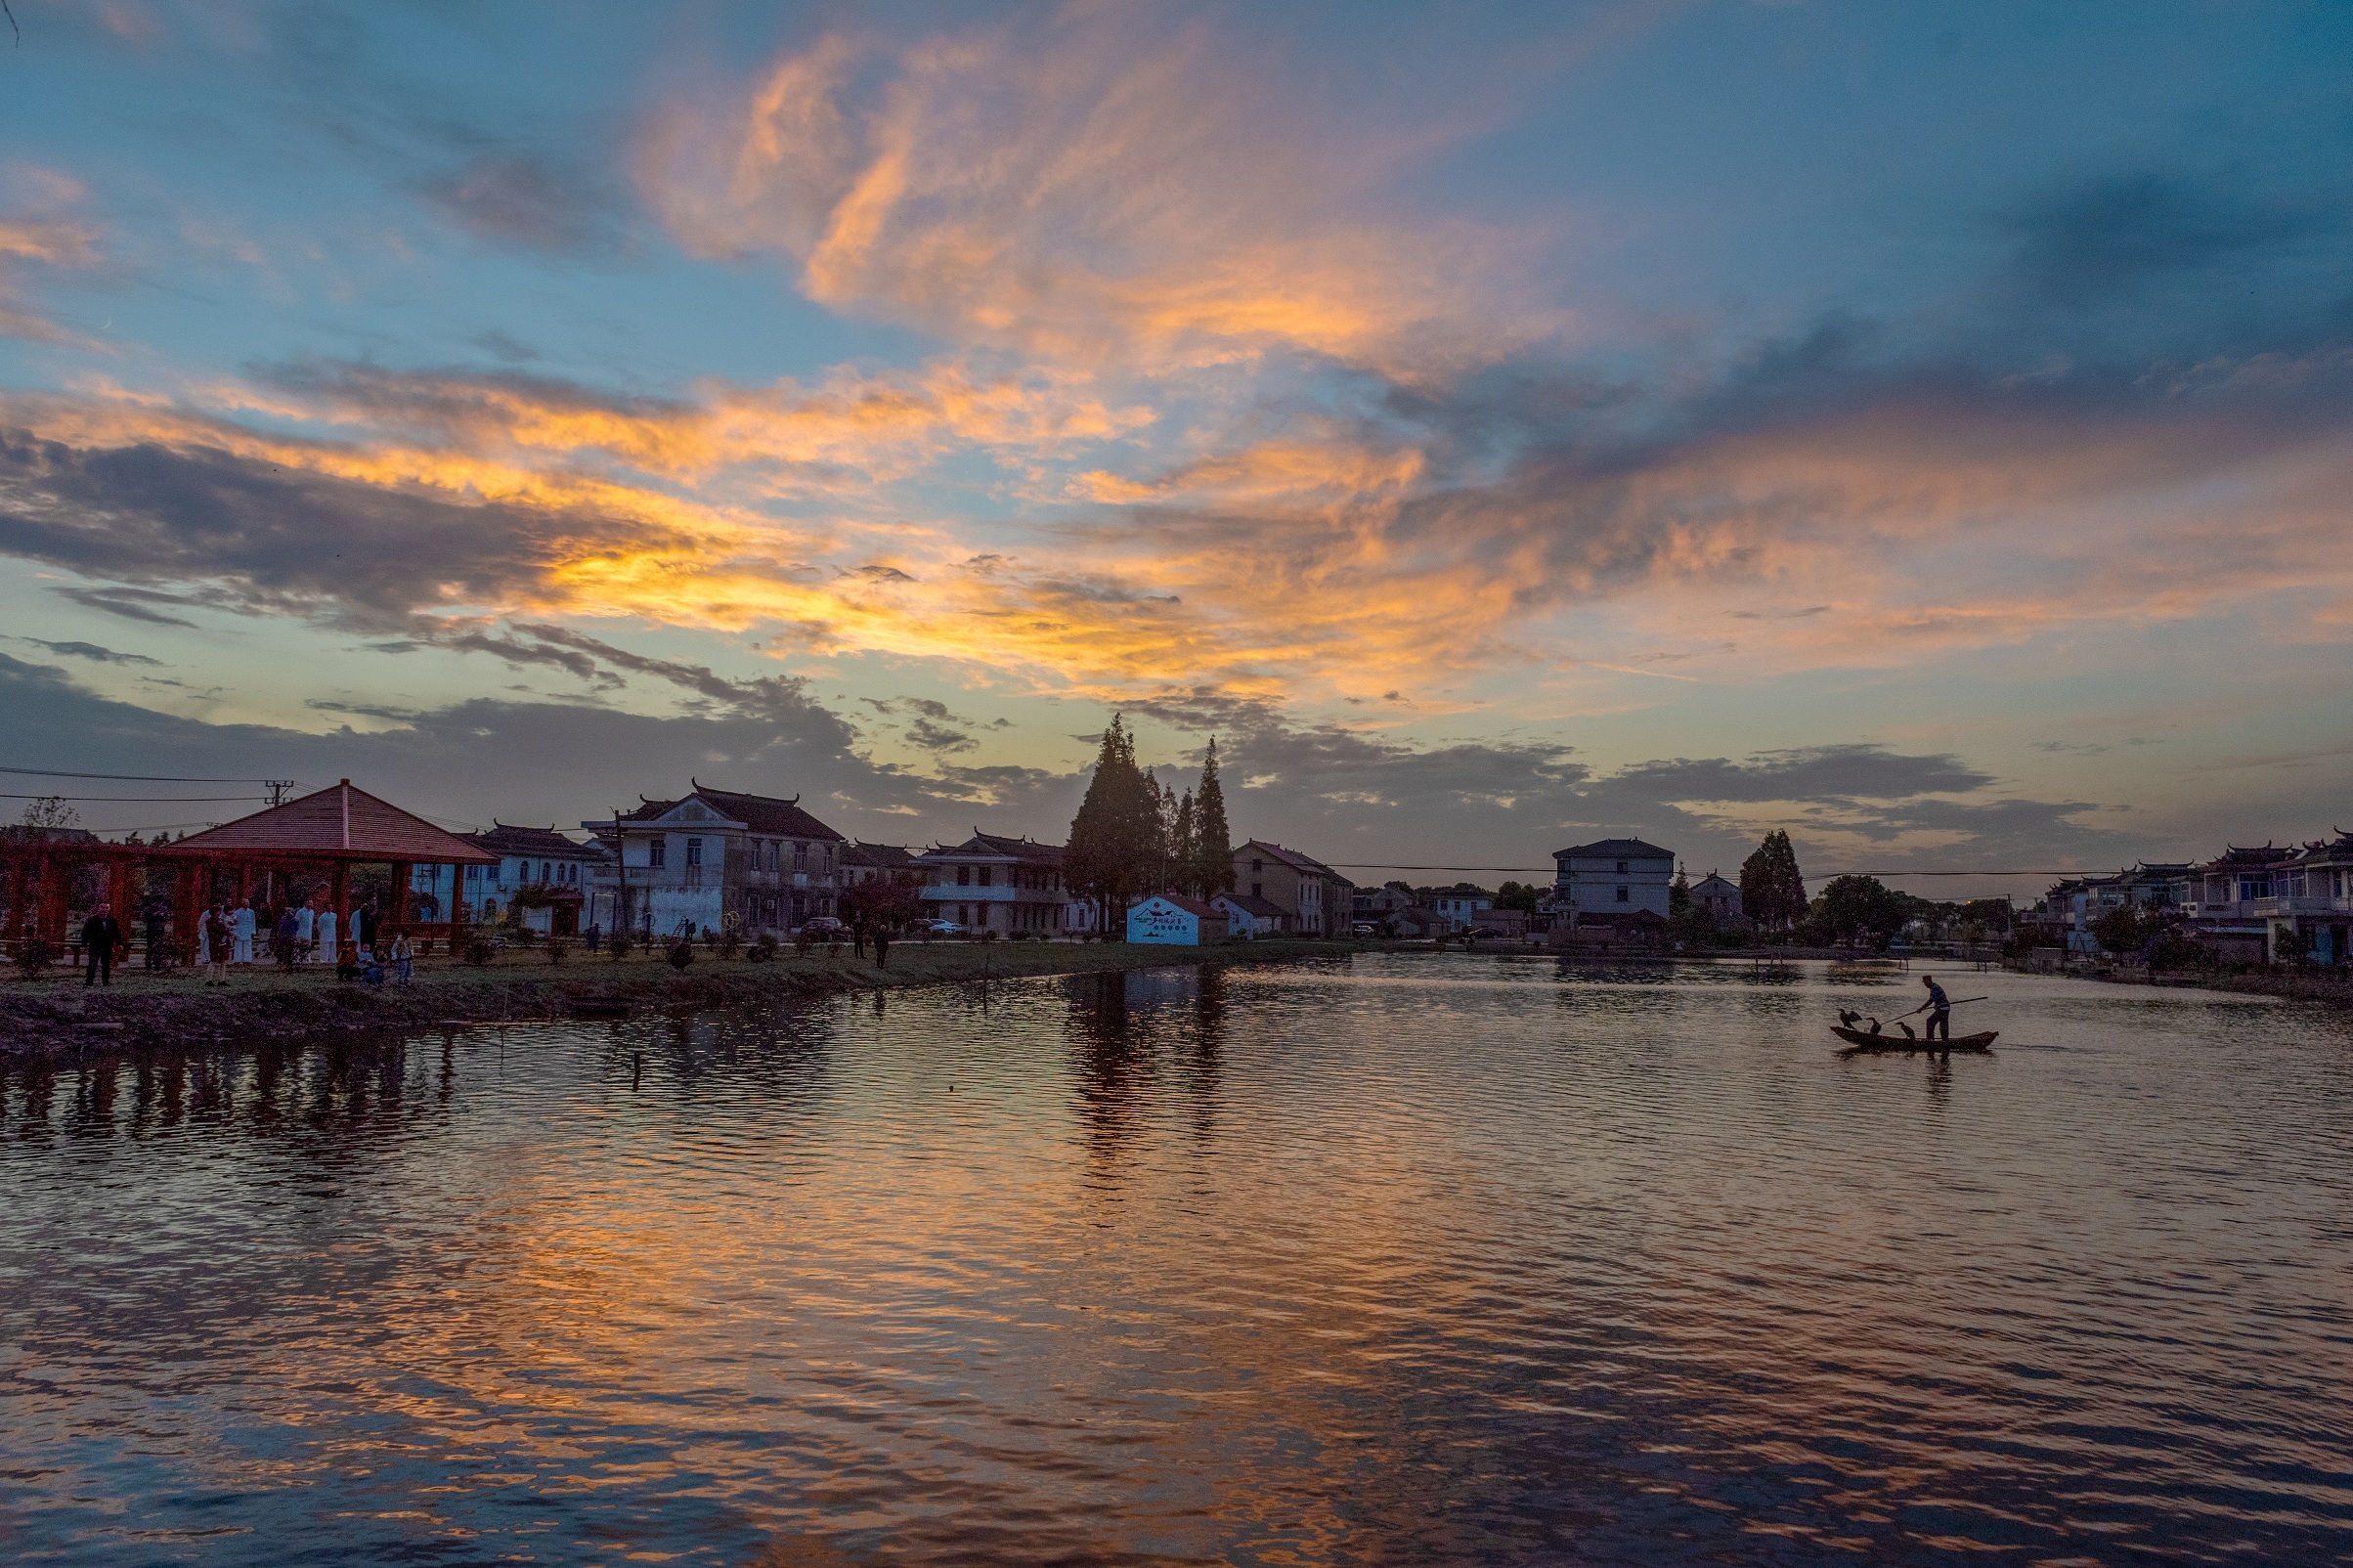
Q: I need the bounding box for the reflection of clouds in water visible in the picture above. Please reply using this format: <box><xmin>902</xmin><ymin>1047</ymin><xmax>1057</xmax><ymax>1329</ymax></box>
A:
<box><xmin>1</xmin><ymin>959</ymin><xmax>2347</xmax><ymax>1563</ymax></box>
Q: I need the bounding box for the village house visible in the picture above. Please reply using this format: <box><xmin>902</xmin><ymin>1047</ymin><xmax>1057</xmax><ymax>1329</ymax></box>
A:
<box><xmin>839</xmin><ymin>842</ymin><xmax>920</xmax><ymax>888</ymax></box>
<box><xmin>1428</xmin><ymin>886</ymin><xmax>1493</xmax><ymax>933</ymax></box>
<box><xmin>410</xmin><ymin>824</ymin><xmax>599</xmax><ymax>935</ymax></box>
<box><xmin>586</xmin><ymin>783</ymin><xmax>844</xmax><ymax>938</ymax></box>
<box><xmin>915</xmin><ymin>831</ymin><xmax>1073</xmax><ymax>936</ymax></box>
<box><xmin>1233</xmin><ymin>840</ymin><xmax>1349</xmax><ymax>936</ymax></box>
<box><xmin>1211</xmin><ymin>891</ymin><xmax>1288</xmax><ymax>938</ymax></box>
<box><xmin>1686</xmin><ymin>869</ymin><xmax>1747</xmax><ymax>928</ymax></box>
<box><xmin>1552</xmin><ymin>838</ymin><xmax>1676</xmax><ymax>928</ymax></box>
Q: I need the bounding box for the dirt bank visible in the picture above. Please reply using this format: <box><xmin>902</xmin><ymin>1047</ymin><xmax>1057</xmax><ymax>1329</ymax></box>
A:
<box><xmin>0</xmin><ymin>939</ymin><xmax>1368</xmax><ymax>1061</ymax></box>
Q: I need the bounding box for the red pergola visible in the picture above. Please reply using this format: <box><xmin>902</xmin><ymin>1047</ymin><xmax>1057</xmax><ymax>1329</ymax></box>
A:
<box><xmin>160</xmin><ymin>780</ymin><xmax>500</xmax><ymax>956</ymax></box>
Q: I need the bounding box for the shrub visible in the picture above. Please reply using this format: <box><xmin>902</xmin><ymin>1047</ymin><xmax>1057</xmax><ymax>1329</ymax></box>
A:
<box><xmin>748</xmin><ymin>933</ymin><xmax>777</xmax><ymax>962</ymax></box>
<box><xmin>463</xmin><ymin>937</ymin><xmax>496</xmax><ymax>967</ymax></box>
<box><xmin>716</xmin><ymin>929</ymin><xmax>742</xmax><ymax>960</ymax></box>
<box><xmin>15</xmin><ymin>937</ymin><xmax>57</xmax><ymax>979</ymax></box>
<box><xmin>545</xmin><ymin>939</ymin><xmax>568</xmax><ymax>965</ymax></box>
<box><xmin>667</xmin><ymin>939</ymin><xmax>694</xmax><ymax>971</ymax></box>
<box><xmin>607</xmin><ymin>930</ymin><xmax>632</xmax><ymax>961</ymax></box>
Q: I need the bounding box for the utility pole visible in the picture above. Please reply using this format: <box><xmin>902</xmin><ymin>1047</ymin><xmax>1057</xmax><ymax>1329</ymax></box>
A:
<box><xmin>264</xmin><ymin>780</ymin><xmax>297</xmax><ymax>807</ymax></box>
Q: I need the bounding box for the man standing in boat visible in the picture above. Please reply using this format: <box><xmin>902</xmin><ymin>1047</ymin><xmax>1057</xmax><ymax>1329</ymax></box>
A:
<box><xmin>1919</xmin><ymin>975</ymin><xmax>1951</xmax><ymax>1045</ymax></box>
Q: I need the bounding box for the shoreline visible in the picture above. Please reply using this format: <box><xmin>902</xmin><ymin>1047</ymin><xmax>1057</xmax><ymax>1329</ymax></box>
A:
<box><xmin>0</xmin><ymin>938</ymin><xmax>1373</xmax><ymax>1061</ymax></box>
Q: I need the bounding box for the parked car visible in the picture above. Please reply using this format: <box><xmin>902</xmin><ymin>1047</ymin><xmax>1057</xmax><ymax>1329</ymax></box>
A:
<box><xmin>800</xmin><ymin>916</ymin><xmax>845</xmax><ymax>936</ymax></box>
<box><xmin>926</xmin><ymin>920</ymin><xmax>966</xmax><ymax>936</ymax></box>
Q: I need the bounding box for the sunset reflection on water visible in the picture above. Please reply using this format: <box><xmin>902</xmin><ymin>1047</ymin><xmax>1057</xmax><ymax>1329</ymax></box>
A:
<box><xmin>4</xmin><ymin>956</ymin><xmax>2351</xmax><ymax>1564</ymax></box>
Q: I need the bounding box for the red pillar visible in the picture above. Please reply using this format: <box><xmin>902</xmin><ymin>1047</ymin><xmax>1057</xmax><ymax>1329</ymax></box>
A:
<box><xmin>37</xmin><ymin>851</ymin><xmax>69</xmax><ymax>943</ymax></box>
<box><xmin>390</xmin><ymin>861</ymin><xmax>412</xmax><ymax>928</ymax></box>
<box><xmin>329</xmin><ymin>862</ymin><xmax>349</xmax><ymax>958</ymax></box>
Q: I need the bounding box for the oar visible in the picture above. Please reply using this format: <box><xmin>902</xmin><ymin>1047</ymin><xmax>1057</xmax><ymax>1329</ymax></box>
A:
<box><xmin>1905</xmin><ymin>995</ymin><xmax>1988</xmax><ymax>1015</ymax></box>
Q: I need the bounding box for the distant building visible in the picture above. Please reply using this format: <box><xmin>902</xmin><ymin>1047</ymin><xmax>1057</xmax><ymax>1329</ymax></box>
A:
<box><xmin>1428</xmin><ymin>886</ymin><xmax>1493</xmax><ymax>933</ymax></box>
<box><xmin>1234</xmin><ymin>840</ymin><xmax>1350</xmax><ymax>936</ymax></box>
<box><xmin>413</xmin><ymin>824</ymin><xmax>596</xmax><ymax>934</ymax></box>
<box><xmin>1552</xmin><ymin>837</ymin><xmax>1676</xmax><ymax>927</ymax></box>
<box><xmin>587</xmin><ymin>782</ymin><xmax>844</xmax><ymax>937</ymax></box>
<box><xmin>1212</xmin><ymin>892</ymin><xmax>1288</xmax><ymax>938</ymax></box>
<box><xmin>1687</xmin><ymin>870</ymin><xmax>1747</xmax><ymax>928</ymax></box>
<box><xmin>915</xmin><ymin>831</ymin><xmax>1073</xmax><ymax>936</ymax></box>
<box><xmin>839</xmin><ymin>842</ymin><xmax>920</xmax><ymax>887</ymax></box>
<box><xmin>1128</xmin><ymin>893</ymin><xmax>1228</xmax><ymax>945</ymax></box>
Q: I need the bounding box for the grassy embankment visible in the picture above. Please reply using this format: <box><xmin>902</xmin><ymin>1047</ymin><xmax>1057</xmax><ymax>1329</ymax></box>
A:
<box><xmin>0</xmin><ymin>937</ymin><xmax>1368</xmax><ymax>1058</ymax></box>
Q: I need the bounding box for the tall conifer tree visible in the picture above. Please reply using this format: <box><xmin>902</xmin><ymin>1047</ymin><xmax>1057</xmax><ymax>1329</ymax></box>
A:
<box><xmin>1191</xmin><ymin>736</ymin><xmax>1234</xmax><ymax>896</ymax></box>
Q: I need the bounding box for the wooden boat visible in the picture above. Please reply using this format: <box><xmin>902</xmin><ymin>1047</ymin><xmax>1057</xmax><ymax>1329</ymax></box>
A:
<box><xmin>1833</xmin><ymin>1025</ymin><xmax>1995</xmax><ymax>1053</ymax></box>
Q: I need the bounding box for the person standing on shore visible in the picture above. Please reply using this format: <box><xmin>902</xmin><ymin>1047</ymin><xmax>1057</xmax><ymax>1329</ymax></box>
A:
<box><xmin>314</xmin><ymin>905</ymin><xmax>337</xmax><ymax>966</ymax></box>
<box><xmin>274</xmin><ymin>906</ymin><xmax>300</xmax><ymax>969</ymax></box>
<box><xmin>232</xmin><ymin>898</ymin><xmax>256</xmax><ymax>965</ymax></box>
<box><xmin>391</xmin><ymin>931</ymin><xmax>414</xmax><ymax>986</ymax></box>
<box><xmin>81</xmin><ymin>903</ymin><xmax>123</xmax><ymax>987</ymax></box>
<box><xmin>204</xmin><ymin>905</ymin><xmax>233</xmax><ymax>986</ymax></box>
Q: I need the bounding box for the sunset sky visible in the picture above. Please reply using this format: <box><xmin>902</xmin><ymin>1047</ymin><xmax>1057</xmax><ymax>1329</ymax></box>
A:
<box><xmin>2</xmin><ymin>1</ymin><xmax>2347</xmax><ymax>890</ymax></box>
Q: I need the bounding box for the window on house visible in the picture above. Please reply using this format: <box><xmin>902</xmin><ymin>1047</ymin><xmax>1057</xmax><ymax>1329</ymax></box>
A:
<box><xmin>685</xmin><ymin>838</ymin><xmax>704</xmax><ymax>868</ymax></box>
<box><xmin>649</xmin><ymin>839</ymin><xmax>667</xmax><ymax>868</ymax></box>
<box><xmin>1616</xmin><ymin>887</ymin><xmax>1630</xmax><ymax>902</ymax></box>
<box><xmin>978</xmin><ymin>866</ymin><xmax>992</xmax><ymax>888</ymax></box>
<box><xmin>1251</xmin><ymin>858</ymin><xmax>1263</xmax><ymax>873</ymax></box>
<box><xmin>1616</xmin><ymin>860</ymin><xmax>1629</xmax><ymax>874</ymax></box>
<box><xmin>793</xmin><ymin>842</ymin><xmax>808</xmax><ymax>871</ymax></box>
<box><xmin>957</xmin><ymin>865</ymin><xmax>971</xmax><ymax>886</ymax></box>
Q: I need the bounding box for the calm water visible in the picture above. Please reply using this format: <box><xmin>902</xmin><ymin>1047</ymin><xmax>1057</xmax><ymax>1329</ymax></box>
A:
<box><xmin>4</xmin><ymin>955</ymin><xmax>2352</xmax><ymax>1565</ymax></box>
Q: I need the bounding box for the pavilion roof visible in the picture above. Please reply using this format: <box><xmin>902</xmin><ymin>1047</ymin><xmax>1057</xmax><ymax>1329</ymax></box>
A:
<box><xmin>171</xmin><ymin>780</ymin><xmax>498</xmax><ymax>863</ymax></box>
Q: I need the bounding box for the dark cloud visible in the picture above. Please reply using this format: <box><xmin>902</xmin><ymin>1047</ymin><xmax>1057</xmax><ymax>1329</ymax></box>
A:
<box><xmin>2004</xmin><ymin>173</ymin><xmax>2335</xmax><ymax>308</ymax></box>
<box><xmin>51</xmin><ymin>585</ymin><xmax>200</xmax><ymax>627</ymax></box>
<box><xmin>904</xmin><ymin>717</ymin><xmax>976</xmax><ymax>753</ymax></box>
<box><xmin>0</xmin><ymin>425</ymin><xmax>686</xmax><ymax>634</ymax></box>
<box><xmin>8</xmin><ymin>636</ymin><xmax>162</xmax><ymax>666</ymax></box>
<box><xmin>1594</xmin><ymin>747</ymin><xmax>1995</xmax><ymax>806</ymax></box>
<box><xmin>416</xmin><ymin>152</ymin><xmax>630</xmax><ymax>257</ymax></box>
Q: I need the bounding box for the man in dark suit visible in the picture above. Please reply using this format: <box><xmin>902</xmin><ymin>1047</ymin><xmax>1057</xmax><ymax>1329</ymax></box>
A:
<box><xmin>81</xmin><ymin>903</ymin><xmax>125</xmax><ymax>987</ymax></box>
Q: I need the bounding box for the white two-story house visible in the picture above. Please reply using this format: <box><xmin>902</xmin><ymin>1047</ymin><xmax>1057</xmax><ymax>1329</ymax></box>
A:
<box><xmin>1552</xmin><ymin>838</ymin><xmax>1676</xmax><ymax>929</ymax></box>
<box><xmin>587</xmin><ymin>782</ymin><xmax>844</xmax><ymax>937</ymax></box>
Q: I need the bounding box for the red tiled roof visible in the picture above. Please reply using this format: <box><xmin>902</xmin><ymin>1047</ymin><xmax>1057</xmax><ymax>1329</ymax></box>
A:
<box><xmin>172</xmin><ymin>781</ymin><xmax>498</xmax><ymax>862</ymax></box>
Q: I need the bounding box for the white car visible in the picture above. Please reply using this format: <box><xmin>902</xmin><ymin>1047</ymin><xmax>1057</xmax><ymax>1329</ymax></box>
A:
<box><xmin>926</xmin><ymin>920</ymin><xmax>966</xmax><ymax>936</ymax></box>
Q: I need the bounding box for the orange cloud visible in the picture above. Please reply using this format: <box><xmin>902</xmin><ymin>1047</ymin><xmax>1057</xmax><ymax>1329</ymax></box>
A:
<box><xmin>635</xmin><ymin>14</ymin><xmax>1557</xmax><ymax>377</ymax></box>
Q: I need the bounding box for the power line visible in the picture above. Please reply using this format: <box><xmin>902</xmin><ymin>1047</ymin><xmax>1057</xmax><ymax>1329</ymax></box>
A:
<box><xmin>0</xmin><ymin>792</ymin><xmax>269</xmax><ymax>804</ymax></box>
<box><xmin>0</xmin><ymin>764</ymin><xmax>286</xmax><ymax>784</ymax></box>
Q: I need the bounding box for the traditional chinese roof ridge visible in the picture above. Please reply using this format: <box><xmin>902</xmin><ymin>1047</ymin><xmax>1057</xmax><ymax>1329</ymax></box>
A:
<box><xmin>1690</xmin><ymin>871</ymin><xmax>1740</xmax><ymax>890</ymax></box>
<box><xmin>467</xmin><ymin>823</ymin><xmax>588</xmax><ymax>857</ymax></box>
<box><xmin>173</xmin><ymin>780</ymin><xmax>497</xmax><ymax>862</ymax></box>
<box><xmin>1553</xmin><ymin>837</ymin><xmax>1677</xmax><ymax>860</ymax></box>
<box><xmin>2200</xmin><ymin>843</ymin><xmax>2294</xmax><ymax>868</ymax></box>
<box><xmin>841</xmin><ymin>841</ymin><xmax>917</xmax><ymax>868</ymax></box>
<box><xmin>613</xmin><ymin>784</ymin><xmax>846</xmax><ymax>841</ymax></box>
<box><xmin>1238</xmin><ymin>838</ymin><xmax>1340</xmax><ymax>877</ymax></box>
<box><xmin>688</xmin><ymin>782</ymin><xmax>845</xmax><ymax>841</ymax></box>
<box><xmin>921</xmin><ymin>830</ymin><xmax>1065</xmax><ymax>863</ymax></box>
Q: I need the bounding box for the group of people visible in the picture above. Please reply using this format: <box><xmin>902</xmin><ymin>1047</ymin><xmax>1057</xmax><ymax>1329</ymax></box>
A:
<box><xmin>174</xmin><ymin>894</ymin><xmax>412</xmax><ymax>988</ymax></box>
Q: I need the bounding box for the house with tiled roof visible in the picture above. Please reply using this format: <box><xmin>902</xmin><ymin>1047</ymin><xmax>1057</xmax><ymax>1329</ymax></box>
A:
<box><xmin>915</xmin><ymin>830</ymin><xmax>1075</xmax><ymax>936</ymax></box>
<box><xmin>1232</xmin><ymin>839</ymin><xmax>1350</xmax><ymax>936</ymax></box>
<box><xmin>583</xmin><ymin>781</ymin><xmax>844</xmax><ymax>937</ymax></box>
<box><xmin>409</xmin><ymin>824</ymin><xmax>601</xmax><ymax>936</ymax></box>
